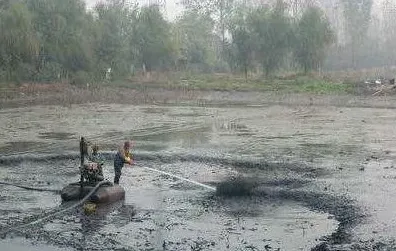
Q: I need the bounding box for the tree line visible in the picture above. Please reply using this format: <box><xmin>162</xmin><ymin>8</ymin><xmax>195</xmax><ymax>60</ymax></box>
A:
<box><xmin>0</xmin><ymin>0</ymin><xmax>336</xmax><ymax>83</ymax></box>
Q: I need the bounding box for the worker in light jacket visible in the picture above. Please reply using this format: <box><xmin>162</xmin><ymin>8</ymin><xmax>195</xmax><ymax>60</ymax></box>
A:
<box><xmin>113</xmin><ymin>141</ymin><xmax>134</xmax><ymax>184</ymax></box>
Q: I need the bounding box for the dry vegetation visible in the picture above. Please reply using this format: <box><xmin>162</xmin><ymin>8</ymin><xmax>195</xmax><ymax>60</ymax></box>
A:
<box><xmin>1</xmin><ymin>68</ymin><xmax>396</xmax><ymax>109</ymax></box>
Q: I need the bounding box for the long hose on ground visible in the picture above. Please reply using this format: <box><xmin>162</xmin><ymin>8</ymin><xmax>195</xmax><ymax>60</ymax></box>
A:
<box><xmin>0</xmin><ymin>180</ymin><xmax>112</xmax><ymax>236</ymax></box>
<box><xmin>138</xmin><ymin>165</ymin><xmax>216</xmax><ymax>191</ymax></box>
<box><xmin>0</xmin><ymin>181</ymin><xmax>61</xmax><ymax>193</ymax></box>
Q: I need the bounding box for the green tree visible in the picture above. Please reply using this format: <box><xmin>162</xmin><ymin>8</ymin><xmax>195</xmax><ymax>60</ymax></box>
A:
<box><xmin>293</xmin><ymin>6</ymin><xmax>335</xmax><ymax>73</ymax></box>
<box><xmin>340</xmin><ymin>0</ymin><xmax>372</xmax><ymax>69</ymax></box>
<box><xmin>172</xmin><ymin>11</ymin><xmax>216</xmax><ymax>72</ymax></box>
<box><xmin>249</xmin><ymin>0</ymin><xmax>292</xmax><ymax>76</ymax></box>
<box><xmin>381</xmin><ymin>0</ymin><xmax>396</xmax><ymax>66</ymax></box>
<box><xmin>134</xmin><ymin>5</ymin><xmax>174</xmax><ymax>72</ymax></box>
<box><xmin>0</xmin><ymin>1</ymin><xmax>38</xmax><ymax>81</ymax></box>
<box><xmin>179</xmin><ymin>0</ymin><xmax>234</xmax><ymax>61</ymax></box>
<box><xmin>0</xmin><ymin>0</ymin><xmax>10</xmax><ymax>9</ymax></box>
<box><xmin>93</xmin><ymin>0</ymin><xmax>136</xmax><ymax>79</ymax></box>
<box><xmin>227</xmin><ymin>5</ymin><xmax>255</xmax><ymax>78</ymax></box>
<box><xmin>27</xmin><ymin>0</ymin><xmax>93</xmax><ymax>81</ymax></box>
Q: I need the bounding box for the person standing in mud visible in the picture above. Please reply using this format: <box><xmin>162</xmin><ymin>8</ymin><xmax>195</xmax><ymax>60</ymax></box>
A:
<box><xmin>113</xmin><ymin>141</ymin><xmax>134</xmax><ymax>184</ymax></box>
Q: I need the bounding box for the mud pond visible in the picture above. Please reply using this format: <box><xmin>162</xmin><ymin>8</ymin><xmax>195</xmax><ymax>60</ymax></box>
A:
<box><xmin>1</xmin><ymin>101</ymin><xmax>396</xmax><ymax>250</ymax></box>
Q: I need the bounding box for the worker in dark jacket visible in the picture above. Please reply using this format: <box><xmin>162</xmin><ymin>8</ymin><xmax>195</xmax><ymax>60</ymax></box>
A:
<box><xmin>113</xmin><ymin>141</ymin><xmax>133</xmax><ymax>184</ymax></box>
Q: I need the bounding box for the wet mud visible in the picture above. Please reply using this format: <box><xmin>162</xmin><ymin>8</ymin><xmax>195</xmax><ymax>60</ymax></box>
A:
<box><xmin>0</xmin><ymin>155</ymin><xmax>338</xmax><ymax>251</ymax></box>
<box><xmin>0</xmin><ymin>94</ymin><xmax>395</xmax><ymax>250</ymax></box>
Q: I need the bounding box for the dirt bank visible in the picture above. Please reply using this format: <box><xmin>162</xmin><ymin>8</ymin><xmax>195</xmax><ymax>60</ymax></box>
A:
<box><xmin>1</xmin><ymin>82</ymin><xmax>396</xmax><ymax>110</ymax></box>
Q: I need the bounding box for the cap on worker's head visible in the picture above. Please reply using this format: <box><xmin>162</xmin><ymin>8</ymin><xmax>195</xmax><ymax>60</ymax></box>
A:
<box><xmin>124</xmin><ymin>141</ymin><xmax>131</xmax><ymax>148</ymax></box>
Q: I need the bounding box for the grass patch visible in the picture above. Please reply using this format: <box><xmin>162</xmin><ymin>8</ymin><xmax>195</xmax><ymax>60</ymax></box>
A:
<box><xmin>289</xmin><ymin>76</ymin><xmax>353</xmax><ymax>94</ymax></box>
<box><xmin>0</xmin><ymin>72</ymin><xmax>354</xmax><ymax>98</ymax></box>
<box><xmin>103</xmin><ymin>72</ymin><xmax>353</xmax><ymax>95</ymax></box>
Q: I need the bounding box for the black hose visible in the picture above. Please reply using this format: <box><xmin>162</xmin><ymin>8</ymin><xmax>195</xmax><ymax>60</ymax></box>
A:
<box><xmin>0</xmin><ymin>181</ymin><xmax>61</xmax><ymax>194</ymax></box>
<box><xmin>1</xmin><ymin>180</ymin><xmax>112</xmax><ymax>236</ymax></box>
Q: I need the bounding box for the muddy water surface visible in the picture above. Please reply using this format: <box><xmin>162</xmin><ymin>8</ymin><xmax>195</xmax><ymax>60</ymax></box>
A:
<box><xmin>0</xmin><ymin>101</ymin><xmax>395</xmax><ymax>250</ymax></box>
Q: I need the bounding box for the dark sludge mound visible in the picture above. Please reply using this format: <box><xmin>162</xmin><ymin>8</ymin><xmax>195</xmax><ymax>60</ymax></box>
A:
<box><xmin>215</xmin><ymin>176</ymin><xmax>259</xmax><ymax>197</ymax></box>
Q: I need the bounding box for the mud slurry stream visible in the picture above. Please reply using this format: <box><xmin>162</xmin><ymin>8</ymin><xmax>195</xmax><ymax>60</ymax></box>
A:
<box><xmin>1</xmin><ymin>102</ymin><xmax>391</xmax><ymax>250</ymax></box>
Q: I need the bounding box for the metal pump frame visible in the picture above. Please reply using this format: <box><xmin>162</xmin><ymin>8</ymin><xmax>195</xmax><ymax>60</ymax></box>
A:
<box><xmin>80</xmin><ymin>137</ymin><xmax>86</xmax><ymax>191</ymax></box>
